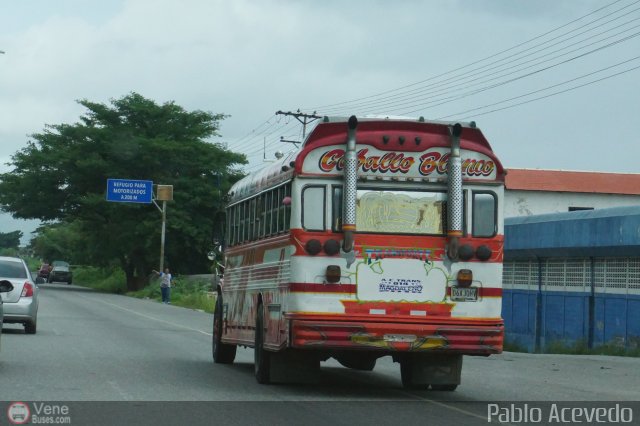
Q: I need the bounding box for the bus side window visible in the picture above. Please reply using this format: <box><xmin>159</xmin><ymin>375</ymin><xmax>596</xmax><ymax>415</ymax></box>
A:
<box><xmin>271</xmin><ymin>188</ymin><xmax>279</xmax><ymax>234</ymax></box>
<box><xmin>472</xmin><ymin>192</ymin><xmax>496</xmax><ymax>237</ymax></box>
<box><xmin>332</xmin><ymin>186</ymin><xmax>343</xmax><ymax>232</ymax></box>
<box><xmin>284</xmin><ymin>183</ymin><xmax>291</xmax><ymax>231</ymax></box>
<box><xmin>265</xmin><ymin>191</ymin><xmax>272</xmax><ymax>236</ymax></box>
<box><xmin>243</xmin><ymin>201</ymin><xmax>250</xmax><ymax>243</ymax></box>
<box><xmin>228</xmin><ymin>206</ymin><xmax>235</xmax><ymax>246</ymax></box>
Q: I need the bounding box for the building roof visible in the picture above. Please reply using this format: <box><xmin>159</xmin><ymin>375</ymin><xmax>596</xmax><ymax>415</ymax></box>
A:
<box><xmin>505</xmin><ymin>168</ymin><xmax>640</xmax><ymax>195</ymax></box>
<box><xmin>505</xmin><ymin>206</ymin><xmax>640</xmax><ymax>258</ymax></box>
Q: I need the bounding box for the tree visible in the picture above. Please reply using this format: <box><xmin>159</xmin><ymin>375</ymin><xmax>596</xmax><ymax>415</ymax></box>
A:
<box><xmin>0</xmin><ymin>230</ymin><xmax>22</xmax><ymax>250</ymax></box>
<box><xmin>0</xmin><ymin>93</ymin><xmax>246</xmax><ymax>290</ymax></box>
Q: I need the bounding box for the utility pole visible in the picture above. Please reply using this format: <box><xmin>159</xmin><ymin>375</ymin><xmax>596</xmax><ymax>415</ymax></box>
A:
<box><xmin>275</xmin><ymin>109</ymin><xmax>321</xmax><ymax>139</ymax></box>
<box><xmin>153</xmin><ymin>185</ymin><xmax>174</xmax><ymax>272</ymax></box>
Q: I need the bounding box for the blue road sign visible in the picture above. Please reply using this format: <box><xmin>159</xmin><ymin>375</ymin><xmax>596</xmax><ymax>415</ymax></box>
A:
<box><xmin>106</xmin><ymin>179</ymin><xmax>153</xmax><ymax>204</ymax></box>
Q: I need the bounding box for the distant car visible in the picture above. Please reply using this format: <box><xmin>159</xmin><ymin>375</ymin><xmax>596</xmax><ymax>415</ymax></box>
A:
<box><xmin>49</xmin><ymin>262</ymin><xmax>72</xmax><ymax>284</ymax></box>
<box><xmin>37</xmin><ymin>263</ymin><xmax>52</xmax><ymax>280</ymax></box>
<box><xmin>0</xmin><ymin>279</ymin><xmax>15</xmax><ymax>351</ymax></box>
<box><xmin>0</xmin><ymin>256</ymin><xmax>39</xmax><ymax>334</ymax></box>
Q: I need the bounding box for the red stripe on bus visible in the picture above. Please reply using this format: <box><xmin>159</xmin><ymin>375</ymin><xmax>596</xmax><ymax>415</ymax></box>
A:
<box><xmin>446</xmin><ymin>287</ymin><xmax>502</xmax><ymax>297</ymax></box>
<box><xmin>290</xmin><ymin>283</ymin><xmax>357</xmax><ymax>293</ymax></box>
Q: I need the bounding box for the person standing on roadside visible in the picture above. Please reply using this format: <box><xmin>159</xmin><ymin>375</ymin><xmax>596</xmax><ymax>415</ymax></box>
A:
<box><xmin>152</xmin><ymin>267</ymin><xmax>173</xmax><ymax>304</ymax></box>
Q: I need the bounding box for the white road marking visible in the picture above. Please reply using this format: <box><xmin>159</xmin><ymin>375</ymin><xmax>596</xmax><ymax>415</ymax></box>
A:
<box><xmin>75</xmin><ymin>293</ymin><xmax>213</xmax><ymax>337</ymax></box>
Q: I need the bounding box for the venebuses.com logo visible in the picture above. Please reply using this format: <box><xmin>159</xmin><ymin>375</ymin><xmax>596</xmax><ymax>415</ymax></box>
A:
<box><xmin>7</xmin><ymin>402</ymin><xmax>30</xmax><ymax>425</ymax></box>
<box><xmin>6</xmin><ymin>401</ymin><xmax>72</xmax><ymax>424</ymax></box>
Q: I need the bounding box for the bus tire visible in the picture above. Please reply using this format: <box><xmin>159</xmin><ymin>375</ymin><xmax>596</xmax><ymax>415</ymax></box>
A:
<box><xmin>400</xmin><ymin>359</ymin><xmax>428</xmax><ymax>390</ymax></box>
<box><xmin>431</xmin><ymin>384</ymin><xmax>458</xmax><ymax>392</ymax></box>
<box><xmin>212</xmin><ymin>295</ymin><xmax>236</xmax><ymax>364</ymax></box>
<box><xmin>254</xmin><ymin>303</ymin><xmax>271</xmax><ymax>384</ymax></box>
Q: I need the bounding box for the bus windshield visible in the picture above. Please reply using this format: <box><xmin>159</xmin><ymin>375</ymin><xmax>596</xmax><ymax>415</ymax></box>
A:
<box><xmin>355</xmin><ymin>189</ymin><xmax>446</xmax><ymax>235</ymax></box>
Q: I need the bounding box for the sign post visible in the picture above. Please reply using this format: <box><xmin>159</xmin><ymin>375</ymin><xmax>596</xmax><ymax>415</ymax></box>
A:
<box><xmin>106</xmin><ymin>179</ymin><xmax>173</xmax><ymax>273</ymax></box>
<box><xmin>154</xmin><ymin>185</ymin><xmax>174</xmax><ymax>272</ymax></box>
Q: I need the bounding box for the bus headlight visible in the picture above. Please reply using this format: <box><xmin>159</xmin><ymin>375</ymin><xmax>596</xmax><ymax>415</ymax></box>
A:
<box><xmin>305</xmin><ymin>239</ymin><xmax>322</xmax><ymax>255</ymax></box>
<box><xmin>476</xmin><ymin>245</ymin><xmax>492</xmax><ymax>261</ymax></box>
<box><xmin>458</xmin><ymin>244</ymin><xmax>474</xmax><ymax>261</ymax></box>
<box><xmin>324</xmin><ymin>239</ymin><xmax>340</xmax><ymax>256</ymax></box>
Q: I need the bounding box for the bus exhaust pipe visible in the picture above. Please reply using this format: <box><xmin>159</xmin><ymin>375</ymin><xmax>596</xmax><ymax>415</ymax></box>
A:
<box><xmin>342</xmin><ymin>115</ymin><xmax>358</xmax><ymax>267</ymax></box>
<box><xmin>447</xmin><ymin>123</ymin><xmax>463</xmax><ymax>261</ymax></box>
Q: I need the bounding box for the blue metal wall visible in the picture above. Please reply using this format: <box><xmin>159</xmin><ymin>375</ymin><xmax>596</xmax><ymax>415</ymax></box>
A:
<box><xmin>503</xmin><ymin>285</ymin><xmax>640</xmax><ymax>352</ymax></box>
<box><xmin>502</xmin><ymin>207</ymin><xmax>640</xmax><ymax>352</ymax></box>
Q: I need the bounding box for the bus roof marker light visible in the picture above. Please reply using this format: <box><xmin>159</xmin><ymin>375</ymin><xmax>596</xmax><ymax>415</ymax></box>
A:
<box><xmin>415</xmin><ymin>137</ymin><xmax>421</xmax><ymax>145</ymax></box>
<box><xmin>382</xmin><ymin>135</ymin><xmax>389</xmax><ymax>144</ymax></box>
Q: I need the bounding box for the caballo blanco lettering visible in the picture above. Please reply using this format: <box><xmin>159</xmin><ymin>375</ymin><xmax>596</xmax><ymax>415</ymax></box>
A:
<box><xmin>317</xmin><ymin>148</ymin><xmax>495</xmax><ymax>177</ymax></box>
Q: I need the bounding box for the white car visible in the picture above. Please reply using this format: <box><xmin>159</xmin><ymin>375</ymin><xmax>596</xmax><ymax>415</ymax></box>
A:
<box><xmin>0</xmin><ymin>256</ymin><xmax>39</xmax><ymax>334</ymax></box>
<box><xmin>0</xmin><ymin>279</ymin><xmax>15</xmax><ymax>351</ymax></box>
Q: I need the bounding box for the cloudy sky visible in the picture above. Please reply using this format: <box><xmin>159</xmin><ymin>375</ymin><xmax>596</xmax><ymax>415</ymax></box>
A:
<box><xmin>1</xmin><ymin>0</ymin><xmax>639</xmax><ymax>241</ymax></box>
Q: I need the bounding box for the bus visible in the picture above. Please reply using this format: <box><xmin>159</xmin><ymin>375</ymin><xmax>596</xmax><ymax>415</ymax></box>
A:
<box><xmin>212</xmin><ymin>115</ymin><xmax>504</xmax><ymax>389</ymax></box>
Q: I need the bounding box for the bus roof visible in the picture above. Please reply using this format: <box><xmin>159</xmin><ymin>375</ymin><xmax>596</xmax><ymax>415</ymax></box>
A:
<box><xmin>228</xmin><ymin>116</ymin><xmax>503</xmax><ymax>204</ymax></box>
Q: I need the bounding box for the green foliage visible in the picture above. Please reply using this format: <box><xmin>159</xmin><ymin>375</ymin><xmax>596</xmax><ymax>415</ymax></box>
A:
<box><xmin>504</xmin><ymin>338</ymin><xmax>640</xmax><ymax>357</ymax></box>
<box><xmin>0</xmin><ymin>230</ymin><xmax>22</xmax><ymax>249</ymax></box>
<box><xmin>0</xmin><ymin>247</ymin><xmax>20</xmax><ymax>257</ymax></box>
<box><xmin>0</xmin><ymin>93</ymin><xmax>247</xmax><ymax>290</ymax></box>
<box><xmin>73</xmin><ymin>266</ymin><xmax>127</xmax><ymax>294</ymax></box>
<box><xmin>28</xmin><ymin>222</ymin><xmax>85</xmax><ymax>265</ymax></box>
<box><xmin>128</xmin><ymin>277</ymin><xmax>215</xmax><ymax>313</ymax></box>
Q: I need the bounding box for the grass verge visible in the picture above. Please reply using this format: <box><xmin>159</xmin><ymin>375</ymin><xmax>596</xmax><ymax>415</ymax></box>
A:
<box><xmin>504</xmin><ymin>338</ymin><xmax>640</xmax><ymax>357</ymax></box>
<box><xmin>128</xmin><ymin>276</ymin><xmax>215</xmax><ymax>313</ymax></box>
<box><xmin>74</xmin><ymin>266</ymin><xmax>215</xmax><ymax>313</ymax></box>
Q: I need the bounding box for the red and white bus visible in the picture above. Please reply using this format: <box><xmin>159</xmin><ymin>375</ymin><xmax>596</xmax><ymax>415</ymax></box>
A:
<box><xmin>212</xmin><ymin>116</ymin><xmax>504</xmax><ymax>389</ymax></box>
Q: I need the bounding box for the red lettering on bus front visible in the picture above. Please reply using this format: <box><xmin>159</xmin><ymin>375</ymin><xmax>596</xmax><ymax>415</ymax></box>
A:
<box><xmin>319</xmin><ymin>148</ymin><xmax>494</xmax><ymax>177</ymax></box>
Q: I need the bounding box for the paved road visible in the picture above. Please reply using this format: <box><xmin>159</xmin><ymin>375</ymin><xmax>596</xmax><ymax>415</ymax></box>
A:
<box><xmin>1</xmin><ymin>284</ymin><xmax>638</xmax><ymax>425</ymax></box>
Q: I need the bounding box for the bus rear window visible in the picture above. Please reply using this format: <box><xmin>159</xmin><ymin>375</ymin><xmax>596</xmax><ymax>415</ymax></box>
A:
<box><xmin>472</xmin><ymin>192</ymin><xmax>496</xmax><ymax>237</ymax></box>
<box><xmin>355</xmin><ymin>189</ymin><xmax>446</xmax><ymax>235</ymax></box>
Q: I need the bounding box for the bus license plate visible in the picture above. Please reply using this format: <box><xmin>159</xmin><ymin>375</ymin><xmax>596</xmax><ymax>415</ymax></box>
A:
<box><xmin>451</xmin><ymin>287</ymin><xmax>478</xmax><ymax>301</ymax></box>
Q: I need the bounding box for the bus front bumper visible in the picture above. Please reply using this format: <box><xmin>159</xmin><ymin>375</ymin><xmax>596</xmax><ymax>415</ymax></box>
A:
<box><xmin>288</xmin><ymin>315</ymin><xmax>503</xmax><ymax>355</ymax></box>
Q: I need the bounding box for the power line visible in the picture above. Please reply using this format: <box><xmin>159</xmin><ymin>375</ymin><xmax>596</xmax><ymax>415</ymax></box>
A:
<box><xmin>456</xmin><ymin>63</ymin><xmax>640</xmax><ymax>120</ymax></box>
<box><xmin>306</xmin><ymin>0</ymin><xmax>635</xmax><ymax>111</ymax></box>
<box><xmin>324</xmin><ymin>8</ymin><xmax>640</xmax><ymax>115</ymax></box>
<box><xmin>396</xmin><ymin>28</ymin><xmax>640</xmax><ymax>115</ymax></box>
<box><xmin>437</xmin><ymin>55</ymin><xmax>640</xmax><ymax>119</ymax></box>
<box><xmin>318</xmin><ymin>7</ymin><xmax>640</xmax><ymax>116</ymax></box>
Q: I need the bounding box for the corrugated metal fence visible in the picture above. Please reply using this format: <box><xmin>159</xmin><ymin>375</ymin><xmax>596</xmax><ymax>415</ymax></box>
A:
<box><xmin>502</xmin><ymin>257</ymin><xmax>640</xmax><ymax>352</ymax></box>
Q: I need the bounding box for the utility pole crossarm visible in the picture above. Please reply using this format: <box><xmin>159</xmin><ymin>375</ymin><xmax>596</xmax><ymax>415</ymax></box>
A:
<box><xmin>276</xmin><ymin>109</ymin><xmax>322</xmax><ymax>139</ymax></box>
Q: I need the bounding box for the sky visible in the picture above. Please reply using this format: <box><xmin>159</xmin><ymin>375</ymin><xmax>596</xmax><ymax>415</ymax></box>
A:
<box><xmin>1</xmin><ymin>0</ymin><xmax>639</xmax><ymax>243</ymax></box>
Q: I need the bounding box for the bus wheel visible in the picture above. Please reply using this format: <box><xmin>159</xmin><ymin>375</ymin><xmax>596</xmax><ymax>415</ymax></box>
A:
<box><xmin>254</xmin><ymin>304</ymin><xmax>271</xmax><ymax>384</ymax></box>
<box><xmin>400</xmin><ymin>359</ymin><xmax>429</xmax><ymax>390</ymax></box>
<box><xmin>431</xmin><ymin>384</ymin><xmax>458</xmax><ymax>391</ymax></box>
<box><xmin>212</xmin><ymin>295</ymin><xmax>236</xmax><ymax>364</ymax></box>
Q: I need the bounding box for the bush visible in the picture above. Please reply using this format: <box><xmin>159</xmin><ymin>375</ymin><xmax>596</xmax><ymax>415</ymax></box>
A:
<box><xmin>73</xmin><ymin>267</ymin><xmax>215</xmax><ymax>313</ymax></box>
<box><xmin>74</xmin><ymin>266</ymin><xmax>127</xmax><ymax>294</ymax></box>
